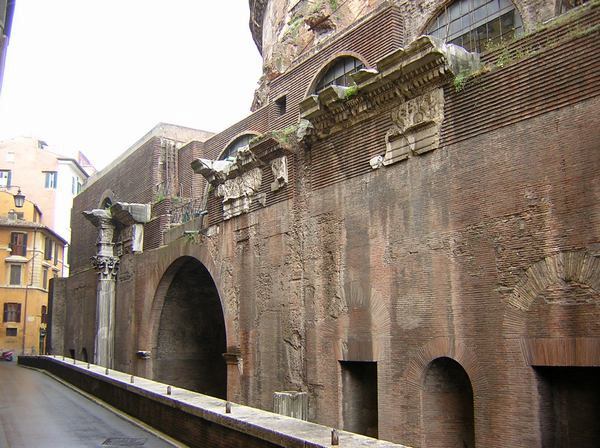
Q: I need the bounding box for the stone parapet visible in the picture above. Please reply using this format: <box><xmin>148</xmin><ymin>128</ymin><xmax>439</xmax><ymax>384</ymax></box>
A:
<box><xmin>19</xmin><ymin>356</ymin><xmax>411</xmax><ymax>448</ymax></box>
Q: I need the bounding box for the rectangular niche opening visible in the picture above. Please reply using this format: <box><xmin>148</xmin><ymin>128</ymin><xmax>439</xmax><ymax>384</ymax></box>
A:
<box><xmin>275</xmin><ymin>95</ymin><xmax>287</xmax><ymax>116</ymax></box>
<box><xmin>535</xmin><ymin>366</ymin><xmax>600</xmax><ymax>448</ymax></box>
<box><xmin>340</xmin><ymin>360</ymin><xmax>378</xmax><ymax>438</ymax></box>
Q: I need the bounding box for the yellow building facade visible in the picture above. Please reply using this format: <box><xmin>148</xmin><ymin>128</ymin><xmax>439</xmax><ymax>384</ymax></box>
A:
<box><xmin>0</xmin><ymin>191</ymin><xmax>66</xmax><ymax>355</ymax></box>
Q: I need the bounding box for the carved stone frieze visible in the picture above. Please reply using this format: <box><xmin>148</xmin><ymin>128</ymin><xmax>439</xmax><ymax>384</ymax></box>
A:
<box><xmin>193</xmin><ymin>144</ymin><xmax>270</xmax><ymax>220</ymax></box>
<box><xmin>381</xmin><ymin>87</ymin><xmax>445</xmax><ymax>166</ymax></box>
<box><xmin>270</xmin><ymin>156</ymin><xmax>288</xmax><ymax>191</ymax></box>
<box><xmin>216</xmin><ymin>167</ymin><xmax>263</xmax><ymax>220</ymax></box>
<box><xmin>91</xmin><ymin>255</ymin><xmax>120</xmax><ymax>280</ymax></box>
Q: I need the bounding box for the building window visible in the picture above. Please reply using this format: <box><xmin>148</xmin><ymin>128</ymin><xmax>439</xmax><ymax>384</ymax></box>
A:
<box><xmin>315</xmin><ymin>56</ymin><xmax>364</xmax><ymax>93</ymax></box>
<box><xmin>219</xmin><ymin>134</ymin><xmax>254</xmax><ymax>161</ymax></box>
<box><xmin>10</xmin><ymin>232</ymin><xmax>27</xmax><ymax>257</ymax></box>
<box><xmin>0</xmin><ymin>169</ymin><xmax>11</xmax><ymax>187</ymax></box>
<box><xmin>71</xmin><ymin>176</ymin><xmax>83</xmax><ymax>195</ymax></box>
<box><xmin>42</xmin><ymin>267</ymin><xmax>49</xmax><ymax>289</ymax></box>
<box><xmin>44</xmin><ymin>237</ymin><xmax>53</xmax><ymax>260</ymax></box>
<box><xmin>6</xmin><ymin>328</ymin><xmax>17</xmax><ymax>337</ymax></box>
<box><xmin>275</xmin><ymin>95</ymin><xmax>287</xmax><ymax>116</ymax></box>
<box><xmin>53</xmin><ymin>243</ymin><xmax>59</xmax><ymax>266</ymax></box>
<box><xmin>426</xmin><ymin>0</ymin><xmax>523</xmax><ymax>53</ymax></box>
<box><xmin>43</xmin><ymin>171</ymin><xmax>58</xmax><ymax>189</ymax></box>
<box><xmin>41</xmin><ymin>305</ymin><xmax>48</xmax><ymax>324</ymax></box>
<box><xmin>3</xmin><ymin>303</ymin><xmax>21</xmax><ymax>322</ymax></box>
<box><xmin>558</xmin><ymin>0</ymin><xmax>589</xmax><ymax>12</ymax></box>
<box><xmin>9</xmin><ymin>264</ymin><xmax>22</xmax><ymax>285</ymax></box>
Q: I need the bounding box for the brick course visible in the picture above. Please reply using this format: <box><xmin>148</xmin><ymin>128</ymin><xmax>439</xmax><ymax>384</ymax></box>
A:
<box><xmin>58</xmin><ymin>3</ymin><xmax>600</xmax><ymax>447</ymax></box>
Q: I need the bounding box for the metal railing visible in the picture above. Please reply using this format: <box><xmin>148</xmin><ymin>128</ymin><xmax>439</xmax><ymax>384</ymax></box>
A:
<box><xmin>169</xmin><ymin>198</ymin><xmax>206</xmax><ymax>226</ymax></box>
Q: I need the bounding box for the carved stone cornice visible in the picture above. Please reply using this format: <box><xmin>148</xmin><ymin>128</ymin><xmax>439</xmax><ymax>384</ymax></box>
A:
<box><xmin>192</xmin><ymin>145</ymin><xmax>264</xmax><ymax>188</ymax></box>
<box><xmin>91</xmin><ymin>255</ymin><xmax>120</xmax><ymax>280</ymax></box>
<box><xmin>299</xmin><ymin>36</ymin><xmax>480</xmax><ymax>140</ymax></box>
<box><xmin>110</xmin><ymin>202</ymin><xmax>151</xmax><ymax>226</ymax></box>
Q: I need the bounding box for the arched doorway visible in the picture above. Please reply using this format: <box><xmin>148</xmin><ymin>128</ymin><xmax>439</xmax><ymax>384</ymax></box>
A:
<box><xmin>153</xmin><ymin>257</ymin><xmax>227</xmax><ymax>399</ymax></box>
<box><xmin>422</xmin><ymin>357</ymin><xmax>475</xmax><ymax>448</ymax></box>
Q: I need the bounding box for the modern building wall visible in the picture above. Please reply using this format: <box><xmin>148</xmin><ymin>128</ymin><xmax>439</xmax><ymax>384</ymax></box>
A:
<box><xmin>0</xmin><ymin>192</ymin><xmax>66</xmax><ymax>355</ymax></box>
<box><xmin>0</xmin><ymin>136</ymin><xmax>90</xmax><ymax>272</ymax></box>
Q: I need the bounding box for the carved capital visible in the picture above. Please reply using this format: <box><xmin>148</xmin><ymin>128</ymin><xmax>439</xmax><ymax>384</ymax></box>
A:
<box><xmin>83</xmin><ymin>209</ymin><xmax>115</xmax><ymax>246</ymax></box>
<box><xmin>91</xmin><ymin>255</ymin><xmax>120</xmax><ymax>279</ymax></box>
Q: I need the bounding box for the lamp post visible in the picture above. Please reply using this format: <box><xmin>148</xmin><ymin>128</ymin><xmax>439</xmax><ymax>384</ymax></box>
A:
<box><xmin>1</xmin><ymin>185</ymin><xmax>26</xmax><ymax>208</ymax></box>
<box><xmin>13</xmin><ymin>188</ymin><xmax>25</xmax><ymax>208</ymax></box>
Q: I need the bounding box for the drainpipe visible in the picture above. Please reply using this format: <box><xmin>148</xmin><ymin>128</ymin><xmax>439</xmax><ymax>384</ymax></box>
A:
<box><xmin>22</xmin><ymin>228</ymin><xmax>38</xmax><ymax>355</ymax></box>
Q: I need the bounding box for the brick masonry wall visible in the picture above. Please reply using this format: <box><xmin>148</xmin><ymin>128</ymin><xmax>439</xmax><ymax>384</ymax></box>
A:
<box><xmin>61</xmin><ymin>5</ymin><xmax>600</xmax><ymax>448</ymax></box>
<box><xmin>71</xmin><ymin>138</ymin><xmax>161</xmax><ymax>273</ymax></box>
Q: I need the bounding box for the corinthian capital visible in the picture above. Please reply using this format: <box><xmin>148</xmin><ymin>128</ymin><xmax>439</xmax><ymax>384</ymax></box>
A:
<box><xmin>91</xmin><ymin>255</ymin><xmax>120</xmax><ymax>279</ymax></box>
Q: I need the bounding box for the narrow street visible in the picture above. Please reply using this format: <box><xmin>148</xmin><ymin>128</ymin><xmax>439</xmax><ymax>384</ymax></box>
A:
<box><xmin>0</xmin><ymin>362</ymin><xmax>176</xmax><ymax>447</ymax></box>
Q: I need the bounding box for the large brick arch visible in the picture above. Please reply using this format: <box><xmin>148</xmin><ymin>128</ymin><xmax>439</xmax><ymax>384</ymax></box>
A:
<box><xmin>132</xmin><ymin>239</ymin><xmax>240</xmax><ymax>375</ymax></box>
<box><xmin>403</xmin><ymin>337</ymin><xmax>487</xmax><ymax>391</ymax></box>
<box><xmin>506</xmin><ymin>250</ymin><xmax>600</xmax><ymax>312</ymax></box>
<box><xmin>144</xmin><ymin>249</ymin><xmax>228</xmax><ymax>397</ymax></box>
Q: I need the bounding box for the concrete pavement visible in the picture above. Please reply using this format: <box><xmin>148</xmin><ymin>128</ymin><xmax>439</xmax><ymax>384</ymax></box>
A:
<box><xmin>0</xmin><ymin>362</ymin><xmax>176</xmax><ymax>447</ymax></box>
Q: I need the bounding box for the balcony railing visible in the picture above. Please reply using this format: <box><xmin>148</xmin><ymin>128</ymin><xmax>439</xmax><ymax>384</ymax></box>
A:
<box><xmin>169</xmin><ymin>198</ymin><xmax>206</xmax><ymax>226</ymax></box>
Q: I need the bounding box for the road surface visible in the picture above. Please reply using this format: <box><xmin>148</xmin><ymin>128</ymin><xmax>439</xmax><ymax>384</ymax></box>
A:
<box><xmin>0</xmin><ymin>362</ymin><xmax>176</xmax><ymax>447</ymax></box>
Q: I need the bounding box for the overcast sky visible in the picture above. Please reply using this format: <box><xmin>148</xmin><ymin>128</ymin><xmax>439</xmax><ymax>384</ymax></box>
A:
<box><xmin>0</xmin><ymin>1</ymin><xmax>263</xmax><ymax>170</ymax></box>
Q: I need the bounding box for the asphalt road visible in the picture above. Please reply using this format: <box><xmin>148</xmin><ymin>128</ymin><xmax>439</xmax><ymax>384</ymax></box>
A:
<box><xmin>0</xmin><ymin>362</ymin><xmax>176</xmax><ymax>447</ymax></box>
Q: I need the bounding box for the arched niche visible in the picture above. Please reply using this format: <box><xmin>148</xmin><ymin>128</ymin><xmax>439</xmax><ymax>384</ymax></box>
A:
<box><xmin>422</xmin><ymin>357</ymin><xmax>476</xmax><ymax>448</ymax></box>
<box><xmin>151</xmin><ymin>256</ymin><xmax>227</xmax><ymax>398</ymax></box>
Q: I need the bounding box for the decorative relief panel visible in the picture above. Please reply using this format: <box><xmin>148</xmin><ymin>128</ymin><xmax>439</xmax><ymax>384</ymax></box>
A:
<box><xmin>216</xmin><ymin>167</ymin><xmax>263</xmax><ymax>220</ymax></box>
<box><xmin>381</xmin><ymin>88</ymin><xmax>445</xmax><ymax>166</ymax></box>
<box><xmin>270</xmin><ymin>156</ymin><xmax>288</xmax><ymax>192</ymax></box>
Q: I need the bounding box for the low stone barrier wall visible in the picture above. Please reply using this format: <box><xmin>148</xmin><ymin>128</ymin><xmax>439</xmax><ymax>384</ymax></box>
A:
<box><xmin>18</xmin><ymin>356</ymin><xmax>409</xmax><ymax>448</ymax></box>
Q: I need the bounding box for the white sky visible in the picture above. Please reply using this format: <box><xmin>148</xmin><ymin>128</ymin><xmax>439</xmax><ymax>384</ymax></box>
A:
<box><xmin>0</xmin><ymin>0</ymin><xmax>263</xmax><ymax>170</ymax></box>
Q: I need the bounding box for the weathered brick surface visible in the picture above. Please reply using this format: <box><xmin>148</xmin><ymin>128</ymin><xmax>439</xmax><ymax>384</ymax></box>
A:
<box><xmin>60</xmin><ymin>3</ymin><xmax>600</xmax><ymax>447</ymax></box>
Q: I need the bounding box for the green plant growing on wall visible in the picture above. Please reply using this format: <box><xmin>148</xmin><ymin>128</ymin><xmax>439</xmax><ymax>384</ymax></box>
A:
<box><xmin>344</xmin><ymin>84</ymin><xmax>359</xmax><ymax>99</ymax></box>
<box><xmin>284</xmin><ymin>15</ymin><xmax>305</xmax><ymax>40</ymax></box>
<box><xmin>309</xmin><ymin>0</ymin><xmax>324</xmax><ymax>14</ymax></box>
<box><xmin>452</xmin><ymin>65</ymin><xmax>492</xmax><ymax>92</ymax></box>
<box><xmin>453</xmin><ymin>70</ymin><xmax>469</xmax><ymax>92</ymax></box>
<box><xmin>184</xmin><ymin>231</ymin><xmax>200</xmax><ymax>244</ymax></box>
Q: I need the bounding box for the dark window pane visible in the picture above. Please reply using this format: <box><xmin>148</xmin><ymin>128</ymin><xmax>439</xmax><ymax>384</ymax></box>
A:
<box><xmin>426</xmin><ymin>0</ymin><xmax>521</xmax><ymax>51</ymax></box>
<box><xmin>315</xmin><ymin>56</ymin><xmax>363</xmax><ymax>92</ymax></box>
<box><xmin>10</xmin><ymin>265</ymin><xmax>21</xmax><ymax>285</ymax></box>
<box><xmin>4</xmin><ymin>303</ymin><xmax>21</xmax><ymax>322</ymax></box>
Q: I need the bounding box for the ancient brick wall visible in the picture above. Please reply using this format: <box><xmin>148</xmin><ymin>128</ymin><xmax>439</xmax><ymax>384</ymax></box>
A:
<box><xmin>61</xmin><ymin>3</ymin><xmax>600</xmax><ymax>447</ymax></box>
<box><xmin>70</xmin><ymin>138</ymin><xmax>161</xmax><ymax>273</ymax></box>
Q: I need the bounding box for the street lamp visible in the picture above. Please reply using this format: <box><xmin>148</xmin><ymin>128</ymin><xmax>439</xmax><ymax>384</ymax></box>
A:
<box><xmin>1</xmin><ymin>185</ymin><xmax>26</xmax><ymax>208</ymax></box>
<box><xmin>13</xmin><ymin>188</ymin><xmax>25</xmax><ymax>208</ymax></box>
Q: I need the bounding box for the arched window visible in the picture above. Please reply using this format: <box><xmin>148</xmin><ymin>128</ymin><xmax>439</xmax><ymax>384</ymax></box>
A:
<box><xmin>314</xmin><ymin>56</ymin><xmax>364</xmax><ymax>93</ymax></box>
<box><xmin>220</xmin><ymin>134</ymin><xmax>253</xmax><ymax>161</ymax></box>
<box><xmin>427</xmin><ymin>0</ymin><xmax>523</xmax><ymax>52</ymax></box>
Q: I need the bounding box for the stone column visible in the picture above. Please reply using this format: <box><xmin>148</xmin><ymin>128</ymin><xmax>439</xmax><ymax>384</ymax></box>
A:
<box><xmin>84</xmin><ymin>209</ymin><xmax>119</xmax><ymax>368</ymax></box>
